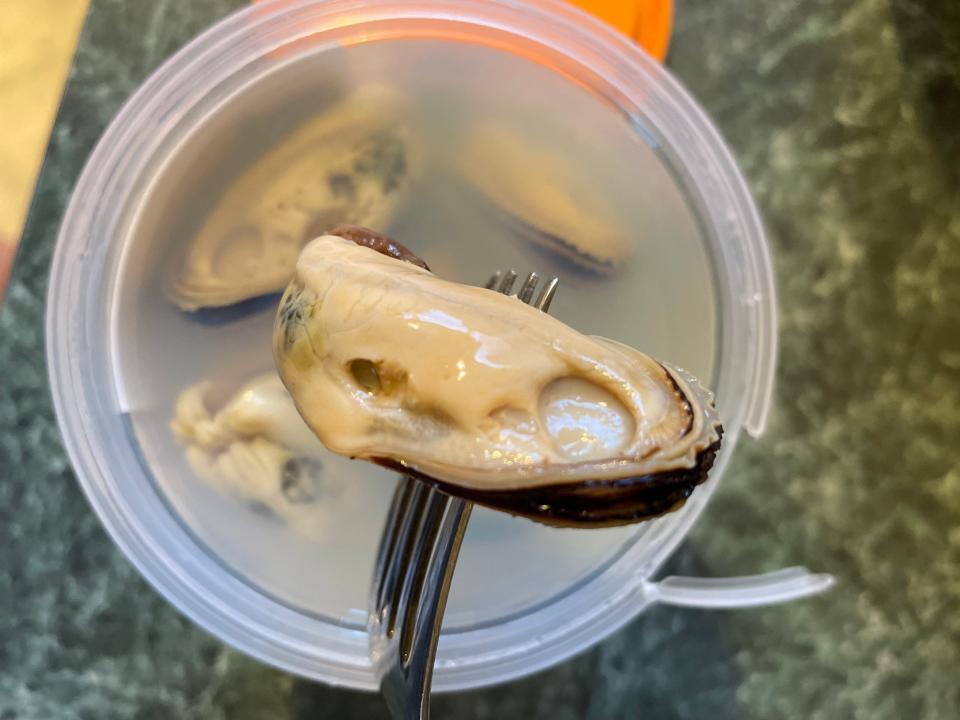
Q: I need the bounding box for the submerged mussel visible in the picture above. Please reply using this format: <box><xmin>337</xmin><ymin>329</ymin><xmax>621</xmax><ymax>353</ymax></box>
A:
<box><xmin>458</xmin><ymin>122</ymin><xmax>635</xmax><ymax>276</ymax></box>
<box><xmin>170</xmin><ymin>372</ymin><xmax>343</xmax><ymax>537</ymax></box>
<box><xmin>166</xmin><ymin>85</ymin><xmax>419</xmax><ymax>310</ymax></box>
<box><xmin>273</xmin><ymin>226</ymin><xmax>722</xmax><ymax>527</ymax></box>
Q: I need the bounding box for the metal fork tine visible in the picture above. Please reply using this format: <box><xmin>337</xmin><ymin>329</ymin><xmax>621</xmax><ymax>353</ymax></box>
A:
<box><xmin>535</xmin><ymin>277</ymin><xmax>559</xmax><ymax>312</ymax></box>
<box><xmin>396</xmin><ymin>490</ymin><xmax>448</xmax><ymax>658</ymax></box>
<box><xmin>404</xmin><ymin>497</ymin><xmax>471</xmax><ymax>709</ymax></box>
<box><xmin>496</xmin><ymin>269</ymin><xmax>518</xmax><ymax>295</ymax></box>
<box><xmin>384</xmin><ymin>482</ymin><xmax>433</xmax><ymax>636</ymax></box>
<box><xmin>517</xmin><ymin>272</ymin><xmax>539</xmax><ymax>304</ymax></box>
<box><xmin>373</xmin><ymin>479</ymin><xmax>418</xmax><ymax>610</ymax></box>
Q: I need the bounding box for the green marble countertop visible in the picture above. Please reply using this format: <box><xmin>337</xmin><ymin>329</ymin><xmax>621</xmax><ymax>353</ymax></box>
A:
<box><xmin>2</xmin><ymin>1</ymin><xmax>959</xmax><ymax>717</ymax></box>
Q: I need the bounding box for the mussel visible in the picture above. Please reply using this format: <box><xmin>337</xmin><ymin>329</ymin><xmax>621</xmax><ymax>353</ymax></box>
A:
<box><xmin>273</xmin><ymin>227</ymin><xmax>722</xmax><ymax>527</ymax></box>
<box><xmin>458</xmin><ymin>122</ymin><xmax>634</xmax><ymax>276</ymax></box>
<box><xmin>170</xmin><ymin>372</ymin><xmax>344</xmax><ymax>536</ymax></box>
<box><xmin>166</xmin><ymin>84</ymin><xmax>419</xmax><ymax>310</ymax></box>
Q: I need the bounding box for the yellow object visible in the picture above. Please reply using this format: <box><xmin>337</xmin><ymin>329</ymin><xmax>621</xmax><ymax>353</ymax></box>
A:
<box><xmin>567</xmin><ymin>0</ymin><xmax>673</xmax><ymax>60</ymax></box>
<box><xmin>0</xmin><ymin>0</ymin><xmax>88</xmax><ymax>252</ymax></box>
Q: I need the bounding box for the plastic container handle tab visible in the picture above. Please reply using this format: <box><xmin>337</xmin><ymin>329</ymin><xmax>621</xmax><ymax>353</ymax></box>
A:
<box><xmin>566</xmin><ymin>0</ymin><xmax>674</xmax><ymax>61</ymax></box>
<box><xmin>644</xmin><ymin>567</ymin><xmax>835</xmax><ymax>609</ymax></box>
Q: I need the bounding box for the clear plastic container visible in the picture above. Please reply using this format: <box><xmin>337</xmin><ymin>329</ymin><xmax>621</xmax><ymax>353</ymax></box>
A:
<box><xmin>46</xmin><ymin>0</ymin><xmax>830</xmax><ymax>692</ymax></box>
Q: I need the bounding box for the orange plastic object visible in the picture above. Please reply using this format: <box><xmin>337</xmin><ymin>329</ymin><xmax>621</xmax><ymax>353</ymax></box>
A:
<box><xmin>567</xmin><ymin>0</ymin><xmax>673</xmax><ymax>61</ymax></box>
<box><xmin>249</xmin><ymin>0</ymin><xmax>673</xmax><ymax>64</ymax></box>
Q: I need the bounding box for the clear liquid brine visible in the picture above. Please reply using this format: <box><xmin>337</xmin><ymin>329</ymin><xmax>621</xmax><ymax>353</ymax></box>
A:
<box><xmin>114</xmin><ymin>39</ymin><xmax>716</xmax><ymax>629</ymax></box>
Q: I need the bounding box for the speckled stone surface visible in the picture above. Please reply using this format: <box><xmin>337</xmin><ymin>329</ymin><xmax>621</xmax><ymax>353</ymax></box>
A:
<box><xmin>2</xmin><ymin>1</ymin><xmax>959</xmax><ymax>718</ymax></box>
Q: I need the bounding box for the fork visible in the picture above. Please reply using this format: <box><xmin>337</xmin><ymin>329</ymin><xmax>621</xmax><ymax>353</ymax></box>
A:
<box><xmin>368</xmin><ymin>270</ymin><xmax>558</xmax><ymax>720</ymax></box>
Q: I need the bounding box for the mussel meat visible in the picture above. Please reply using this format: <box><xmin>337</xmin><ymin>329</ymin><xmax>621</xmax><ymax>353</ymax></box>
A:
<box><xmin>273</xmin><ymin>227</ymin><xmax>722</xmax><ymax>528</ymax></box>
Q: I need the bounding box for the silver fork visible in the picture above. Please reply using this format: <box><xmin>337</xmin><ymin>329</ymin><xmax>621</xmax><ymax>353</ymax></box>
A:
<box><xmin>369</xmin><ymin>270</ymin><xmax>558</xmax><ymax>720</ymax></box>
